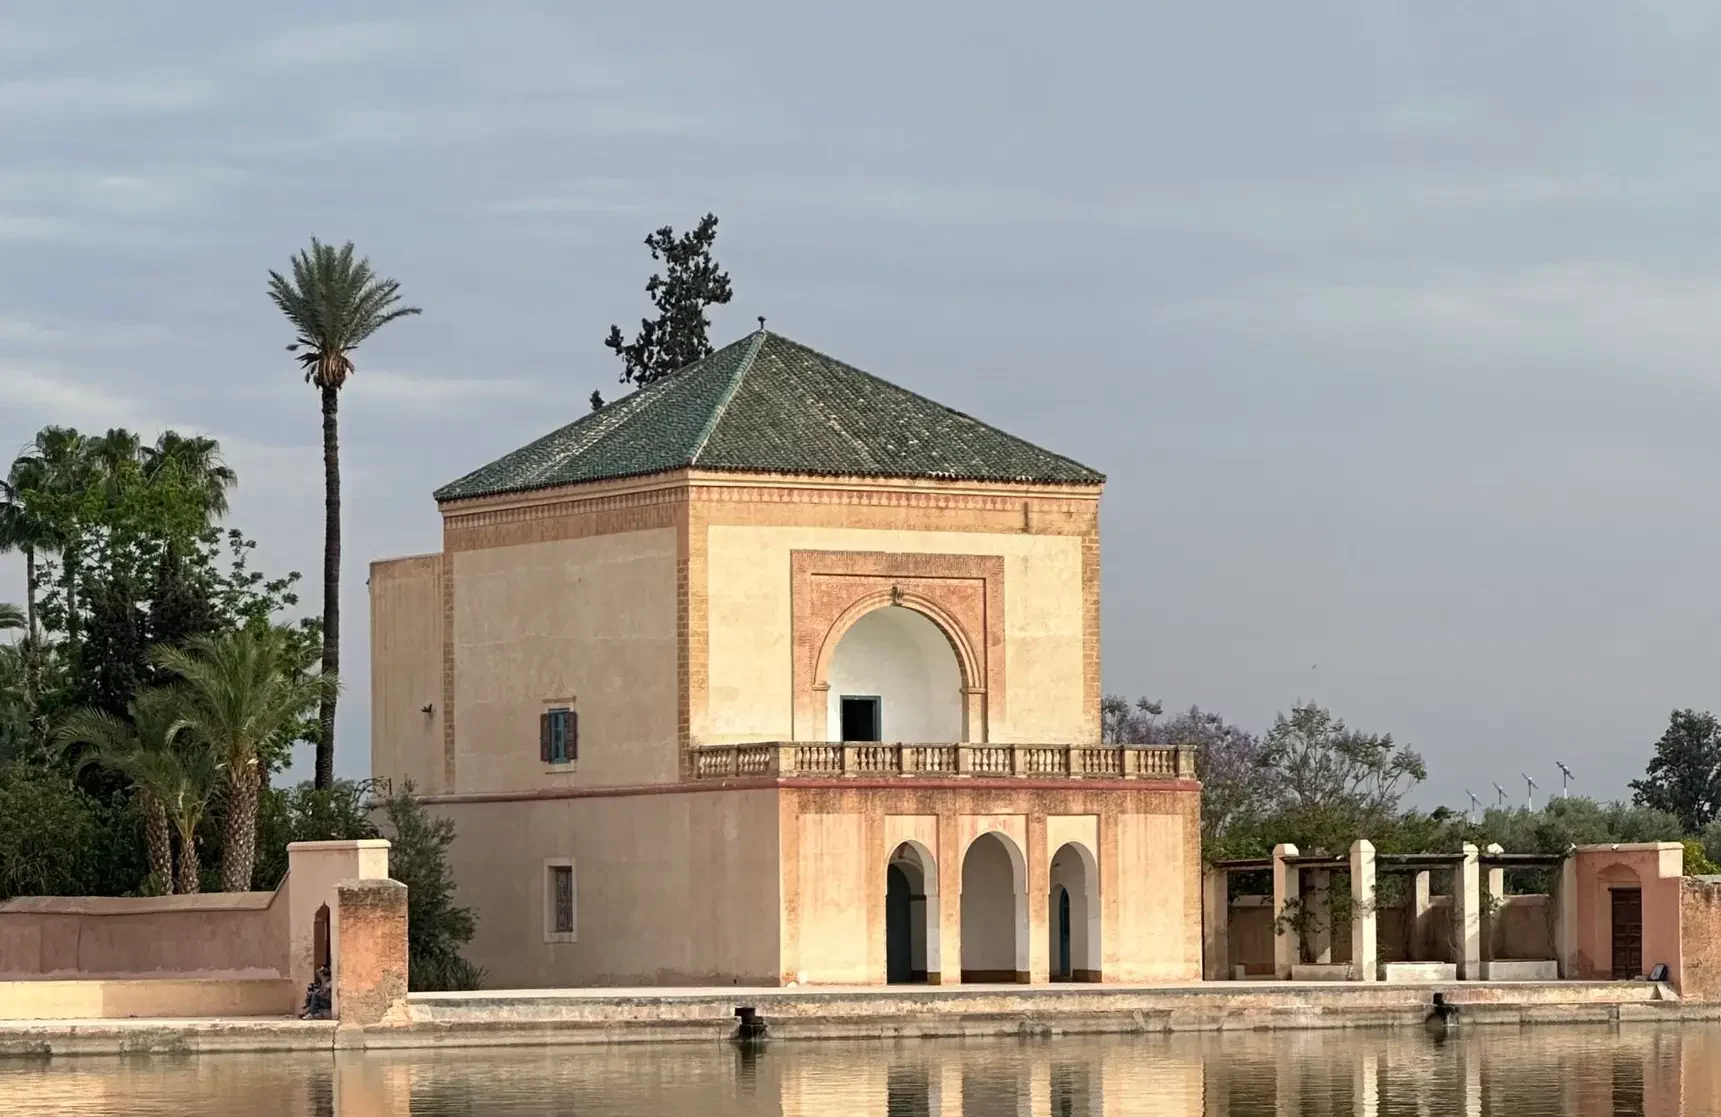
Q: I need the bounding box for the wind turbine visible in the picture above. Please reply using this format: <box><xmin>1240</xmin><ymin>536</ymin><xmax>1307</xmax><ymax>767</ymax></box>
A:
<box><xmin>1556</xmin><ymin>761</ymin><xmax>1574</xmax><ymax>799</ymax></box>
<box><xmin>1523</xmin><ymin>772</ymin><xmax>1538</xmax><ymax>812</ymax></box>
<box><xmin>1464</xmin><ymin>789</ymin><xmax>1481</xmax><ymax>824</ymax></box>
<box><xmin>1493</xmin><ymin>781</ymin><xmax>1508</xmax><ymax>808</ymax></box>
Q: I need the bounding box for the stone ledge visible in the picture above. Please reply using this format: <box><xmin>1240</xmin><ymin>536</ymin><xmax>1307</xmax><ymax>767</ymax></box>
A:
<box><xmin>1481</xmin><ymin>960</ymin><xmax>1559</xmax><ymax>982</ymax></box>
<box><xmin>1383</xmin><ymin>963</ymin><xmax>1458</xmax><ymax>984</ymax></box>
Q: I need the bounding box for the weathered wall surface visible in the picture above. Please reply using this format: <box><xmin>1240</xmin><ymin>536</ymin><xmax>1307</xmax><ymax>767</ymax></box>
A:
<box><xmin>1680</xmin><ymin>878</ymin><xmax>1721</xmax><ymax>1002</ymax></box>
<box><xmin>449</xmin><ymin>527</ymin><xmax>679</xmax><ymax>792</ymax></box>
<box><xmin>1489</xmin><ymin>895</ymin><xmax>1557</xmax><ymax>961</ymax></box>
<box><xmin>369</xmin><ymin>553</ymin><xmax>446</xmax><ymax>794</ymax></box>
<box><xmin>430</xmin><ymin>788</ymin><xmax>783</xmax><ymax>988</ymax></box>
<box><xmin>331</xmin><ymin>879</ymin><xmax>410</xmax><ymax>1025</ymax></box>
<box><xmin>0</xmin><ymin>893</ymin><xmax>288</xmax><ymax>978</ymax></box>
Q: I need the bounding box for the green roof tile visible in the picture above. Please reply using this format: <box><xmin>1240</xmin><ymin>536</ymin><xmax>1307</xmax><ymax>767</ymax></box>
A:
<box><xmin>434</xmin><ymin>331</ymin><xmax>1104</xmax><ymax>501</ymax></box>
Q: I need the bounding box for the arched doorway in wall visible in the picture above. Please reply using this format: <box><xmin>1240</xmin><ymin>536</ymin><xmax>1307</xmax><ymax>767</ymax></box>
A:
<box><xmin>1048</xmin><ymin>842</ymin><xmax>1100</xmax><ymax>982</ymax></box>
<box><xmin>960</xmin><ymin>832</ymin><xmax>1027</xmax><ymax>983</ymax></box>
<box><xmin>825</xmin><ymin>606</ymin><xmax>963</xmax><ymax>742</ymax></box>
<box><xmin>886</xmin><ymin>841</ymin><xmax>940</xmax><ymax>983</ymax></box>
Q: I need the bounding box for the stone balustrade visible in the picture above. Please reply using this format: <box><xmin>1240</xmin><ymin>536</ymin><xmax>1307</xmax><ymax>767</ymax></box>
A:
<box><xmin>688</xmin><ymin>742</ymin><xmax>1197</xmax><ymax>781</ymax></box>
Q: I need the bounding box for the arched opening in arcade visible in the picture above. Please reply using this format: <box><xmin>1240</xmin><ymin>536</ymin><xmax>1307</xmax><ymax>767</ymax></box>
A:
<box><xmin>1048</xmin><ymin>841</ymin><xmax>1100</xmax><ymax>981</ymax></box>
<box><xmin>885</xmin><ymin>841</ymin><xmax>940</xmax><ymax>983</ymax></box>
<box><xmin>960</xmin><ymin>831</ymin><xmax>1027</xmax><ymax>983</ymax></box>
<box><xmin>825</xmin><ymin>605</ymin><xmax>964</xmax><ymax>742</ymax></box>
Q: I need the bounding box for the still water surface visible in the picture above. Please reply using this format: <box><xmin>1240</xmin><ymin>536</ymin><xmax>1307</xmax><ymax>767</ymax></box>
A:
<box><xmin>1</xmin><ymin>1026</ymin><xmax>1713</xmax><ymax>1115</ymax></box>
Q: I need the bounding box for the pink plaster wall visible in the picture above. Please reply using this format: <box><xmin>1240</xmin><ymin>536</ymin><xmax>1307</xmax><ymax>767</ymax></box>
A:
<box><xmin>1568</xmin><ymin>844</ymin><xmax>1683</xmax><ymax>984</ymax></box>
<box><xmin>0</xmin><ymin>892</ymin><xmax>288</xmax><ymax>978</ymax></box>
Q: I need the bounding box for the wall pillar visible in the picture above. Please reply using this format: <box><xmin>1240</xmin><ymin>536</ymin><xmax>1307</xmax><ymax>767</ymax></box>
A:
<box><xmin>1350</xmin><ymin>840</ymin><xmax>1377</xmax><ymax>982</ymax></box>
<box><xmin>1272</xmin><ymin>844</ymin><xmax>1300</xmax><ymax>979</ymax></box>
<box><xmin>285</xmin><ymin>839</ymin><xmax>392</xmax><ymax>1004</ymax></box>
<box><xmin>330</xmin><ymin>878</ymin><xmax>409</xmax><ymax>1026</ymax></box>
<box><xmin>1306</xmin><ymin>870</ymin><xmax>1333</xmax><ymax>964</ymax></box>
<box><xmin>1453</xmin><ymin>843</ymin><xmax>1481</xmax><ymax>980</ymax></box>
<box><xmin>1557</xmin><ymin>855</ymin><xmax>1578</xmax><ymax>979</ymax></box>
<box><xmin>1203</xmin><ymin>866</ymin><xmax>1230</xmax><ymax>980</ymax></box>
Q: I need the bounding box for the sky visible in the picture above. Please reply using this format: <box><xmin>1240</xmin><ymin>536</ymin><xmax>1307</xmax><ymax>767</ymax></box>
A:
<box><xmin>3</xmin><ymin>3</ymin><xmax>1720</xmax><ymax>808</ymax></box>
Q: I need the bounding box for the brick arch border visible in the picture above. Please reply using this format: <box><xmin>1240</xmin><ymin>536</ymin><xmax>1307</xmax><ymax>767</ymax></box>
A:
<box><xmin>791</xmin><ymin>550</ymin><xmax>1005</xmax><ymax>743</ymax></box>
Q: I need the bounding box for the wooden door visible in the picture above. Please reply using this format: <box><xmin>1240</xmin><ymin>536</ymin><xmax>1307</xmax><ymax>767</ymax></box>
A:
<box><xmin>1610</xmin><ymin>887</ymin><xmax>1643</xmax><ymax>979</ymax></box>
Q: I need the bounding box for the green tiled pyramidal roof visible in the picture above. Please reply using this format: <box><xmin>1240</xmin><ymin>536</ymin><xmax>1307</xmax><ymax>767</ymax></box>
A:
<box><xmin>435</xmin><ymin>331</ymin><xmax>1105</xmax><ymax>502</ymax></box>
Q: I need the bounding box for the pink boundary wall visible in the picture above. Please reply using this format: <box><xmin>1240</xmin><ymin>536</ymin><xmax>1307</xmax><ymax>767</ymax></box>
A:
<box><xmin>0</xmin><ymin>839</ymin><xmax>397</xmax><ymax>1020</ymax></box>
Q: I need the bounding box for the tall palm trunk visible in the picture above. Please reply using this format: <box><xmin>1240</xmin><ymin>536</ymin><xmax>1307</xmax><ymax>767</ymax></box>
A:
<box><xmin>175</xmin><ymin>824</ymin><xmax>202</xmax><ymax>895</ymax></box>
<box><xmin>22</xmin><ymin>546</ymin><xmax>41</xmax><ymax>750</ymax></box>
<box><xmin>141</xmin><ymin>792</ymin><xmax>174</xmax><ymax>894</ymax></box>
<box><xmin>221</xmin><ymin>761</ymin><xmax>261</xmax><ymax>891</ymax></box>
<box><xmin>316</xmin><ymin>384</ymin><xmax>340</xmax><ymax>789</ymax></box>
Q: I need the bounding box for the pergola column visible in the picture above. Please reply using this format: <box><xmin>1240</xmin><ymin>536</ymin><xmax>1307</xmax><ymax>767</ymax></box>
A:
<box><xmin>1203</xmin><ymin>865</ymin><xmax>1230</xmax><ymax>980</ymax></box>
<box><xmin>1272</xmin><ymin>844</ymin><xmax>1299</xmax><ymax>979</ymax></box>
<box><xmin>1482</xmin><ymin>842</ymin><xmax>1505</xmax><ymax>968</ymax></box>
<box><xmin>1350</xmin><ymin>840</ymin><xmax>1377</xmax><ymax>982</ymax></box>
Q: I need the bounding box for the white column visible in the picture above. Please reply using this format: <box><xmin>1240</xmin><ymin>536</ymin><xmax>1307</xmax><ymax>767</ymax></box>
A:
<box><xmin>1351</xmin><ymin>840</ymin><xmax>1377</xmax><ymax>982</ymax></box>
<box><xmin>1453</xmin><ymin>843</ymin><xmax>1481</xmax><ymax>980</ymax></box>
<box><xmin>1272</xmin><ymin>844</ymin><xmax>1300</xmax><ymax>980</ymax></box>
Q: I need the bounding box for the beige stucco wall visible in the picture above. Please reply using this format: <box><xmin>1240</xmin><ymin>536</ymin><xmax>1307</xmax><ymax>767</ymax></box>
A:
<box><xmin>369</xmin><ymin>553</ymin><xmax>446</xmax><ymax>794</ymax></box>
<box><xmin>704</xmin><ymin>525</ymin><xmax>1086</xmax><ymax>744</ymax></box>
<box><xmin>449</xmin><ymin>528</ymin><xmax>678</xmax><ymax>793</ymax></box>
<box><xmin>432</xmin><ymin>788</ymin><xmax>782</xmax><ymax>988</ymax></box>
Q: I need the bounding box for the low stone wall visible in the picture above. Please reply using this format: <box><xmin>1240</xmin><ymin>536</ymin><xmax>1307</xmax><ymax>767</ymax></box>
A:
<box><xmin>0</xmin><ymin>892</ymin><xmax>287</xmax><ymax>979</ymax></box>
<box><xmin>0</xmin><ymin>840</ymin><xmax>404</xmax><ymax>1022</ymax></box>
<box><xmin>0</xmin><ymin>976</ymin><xmax>297</xmax><ymax>1020</ymax></box>
<box><xmin>1487</xmin><ymin>895</ymin><xmax>1556</xmax><ymax>961</ymax></box>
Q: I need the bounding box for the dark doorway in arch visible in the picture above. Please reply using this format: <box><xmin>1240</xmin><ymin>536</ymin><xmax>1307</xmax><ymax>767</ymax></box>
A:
<box><xmin>1054</xmin><ymin>886</ymin><xmax>1072</xmax><ymax>980</ymax></box>
<box><xmin>841</xmin><ymin>695</ymin><xmax>881</xmax><ymax>742</ymax></box>
<box><xmin>313</xmin><ymin>903</ymin><xmax>331</xmax><ymax>972</ymax></box>
<box><xmin>1611</xmin><ymin>887</ymin><xmax>1643</xmax><ymax>979</ymax></box>
<box><xmin>887</xmin><ymin>864</ymin><xmax>914</xmax><ymax>983</ymax></box>
<box><xmin>886</xmin><ymin>842</ymin><xmax>937</xmax><ymax>983</ymax></box>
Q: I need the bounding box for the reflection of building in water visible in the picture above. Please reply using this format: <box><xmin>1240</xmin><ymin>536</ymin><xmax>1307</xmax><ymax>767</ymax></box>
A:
<box><xmin>370</xmin><ymin>328</ymin><xmax>1203</xmax><ymax>989</ymax></box>
<box><xmin>2</xmin><ymin>1030</ymin><xmax>1713</xmax><ymax>1115</ymax></box>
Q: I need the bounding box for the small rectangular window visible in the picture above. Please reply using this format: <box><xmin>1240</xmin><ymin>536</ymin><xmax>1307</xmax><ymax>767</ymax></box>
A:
<box><xmin>551</xmin><ymin>865</ymin><xmax>574</xmax><ymax>934</ymax></box>
<box><xmin>541</xmin><ymin>707</ymin><xmax>577</xmax><ymax>764</ymax></box>
<box><xmin>840</xmin><ymin>695</ymin><xmax>882</xmax><ymax>742</ymax></box>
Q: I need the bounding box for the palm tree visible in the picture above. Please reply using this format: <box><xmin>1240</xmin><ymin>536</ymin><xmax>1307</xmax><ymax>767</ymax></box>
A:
<box><xmin>1</xmin><ymin>459</ymin><xmax>56</xmax><ymax>747</ymax></box>
<box><xmin>267</xmin><ymin>239</ymin><xmax>420</xmax><ymax>789</ymax></box>
<box><xmin>0</xmin><ymin>603</ymin><xmax>21</xmax><ymax>633</ymax></box>
<box><xmin>154</xmin><ymin>627</ymin><xmax>337</xmax><ymax>891</ymax></box>
<box><xmin>12</xmin><ymin>427</ymin><xmax>94</xmax><ymax>649</ymax></box>
<box><xmin>142</xmin><ymin>431</ymin><xmax>237</xmax><ymax>521</ymax></box>
<box><xmin>55</xmin><ymin>691</ymin><xmax>200</xmax><ymax>893</ymax></box>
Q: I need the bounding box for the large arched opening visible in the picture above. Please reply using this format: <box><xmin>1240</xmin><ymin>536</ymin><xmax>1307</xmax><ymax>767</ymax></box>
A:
<box><xmin>825</xmin><ymin>606</ymin><xmax>963</xmax><ymax>742</ymax></box>
<box><xmin>1048</xmin><ymin>842</ymin><xmax>1100</xmax><ymax>982</ymax></box>
<box><xmin>886</xmin><ymin>841</ymin><xmax>940</xmax><ymax>983</ymax></box>
<box><xmin>960</xmin><ymin>832</ymin><xmax>1027</xmax><ymax>983</ymax></box>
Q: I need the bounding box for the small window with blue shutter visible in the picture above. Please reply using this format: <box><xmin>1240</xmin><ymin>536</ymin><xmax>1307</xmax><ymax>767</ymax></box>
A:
<box><xmin>540</xmin><ymin>707</ymin><xmax>577</xmax><ymax>764</ymax></box>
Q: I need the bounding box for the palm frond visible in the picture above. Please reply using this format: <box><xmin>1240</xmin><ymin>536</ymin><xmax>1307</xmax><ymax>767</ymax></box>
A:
<box><xmin>267</xmin><ymin>238</ymin><xmax>421</xmax><ymax>390</ymax></box>
<box><xmin>0</xmin><ymin>603</ymin><xmax>22</xmax><ymax>633</ymax></box>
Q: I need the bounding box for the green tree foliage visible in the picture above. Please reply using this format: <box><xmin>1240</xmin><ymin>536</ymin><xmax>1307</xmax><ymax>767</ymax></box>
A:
<box><xmin>1630</xmin><ymin>709</ymin><xmax>1721</xmax><ymax>833</ymax></box>
<box><xmin>0</xmin><ymin>762</ymin><xmax>144</xmax><ymax>900</ymax></box>
<box><xmin>250</xmin><ymin>779</ymin><xmax>381</xmax><ymax>891</ymax></box>
<box><xmin>604</xmin><ymin>213</ymin><xmax>734</xmax><ymax>389</ymax></box>
<box><xmin>382</xmin><ymin>782</ymin><xmax>481</xmax><ymax>991</ymax></box>
<box><xmin>267</xmin><ymin>238</ymin><xmax>421</xmax><ymax>789</ymax></box>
